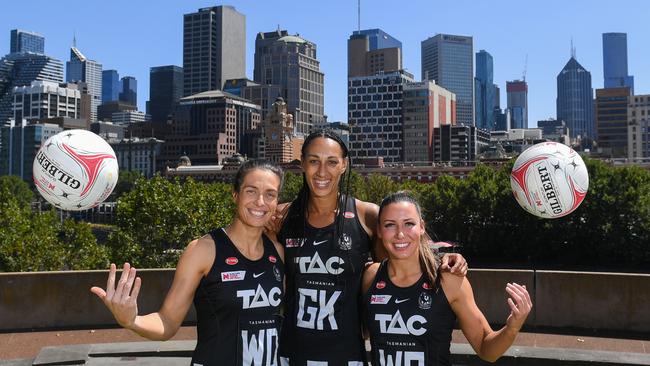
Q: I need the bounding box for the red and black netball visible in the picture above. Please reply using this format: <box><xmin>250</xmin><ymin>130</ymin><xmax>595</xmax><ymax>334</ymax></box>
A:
<box><xmin>32</xmin><ymin>129</ymin><xmax>118</xmax><ymax>211</ymax></box>
<box><xmin>510</xmin><ymin>141</ymin><xmax>589</xmax><ymax>219</ymax></box>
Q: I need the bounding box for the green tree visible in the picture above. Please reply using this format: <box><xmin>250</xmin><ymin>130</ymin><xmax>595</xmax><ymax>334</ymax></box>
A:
<box><xmin>108</xmin><ymin>177</ymin><xmax>235</xmax><ymax>267</ymax></box>
<box><xmin>111</xmin><ymin>170</ymin><xmax>144</xmax><ymax>200</ymax></box>
<box><xmin>280</xmin><ymin>171</ymin><xmax>303</xmax><ymax>203</ymax></box>
<box><xmin>0</xmin><ymin>175</ymin><xmax>34</xmax><ymax>207</ymax></box>
<box><xmin>363</xmin><ymin>173</ymin><xmax>399</xmax><ymax>205</ymax></box>
<box><xmin>60</xmin><ymin>219</ymin><xmax>110</xmax><ymax>270</ymax></box>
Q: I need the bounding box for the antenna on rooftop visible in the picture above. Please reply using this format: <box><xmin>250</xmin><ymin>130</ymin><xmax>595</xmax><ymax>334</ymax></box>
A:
<box><xmin>357</xmin><ymin>0</ymin><xmax>361</xmax><ymax>32</ymax></box>
<box><xmin>522</xmin><ymin>54</ymin><xmax>528</xmax><ymax>81</ymax></box>
<box><xmin>570</xmin><ymin>38</ymin><xmax>576</xmax><ymax>59</ymax></box>
<box><xmin>73</xmin><ymin>30</ymin><xmax>76</xmax><ymax>48</ymax></box>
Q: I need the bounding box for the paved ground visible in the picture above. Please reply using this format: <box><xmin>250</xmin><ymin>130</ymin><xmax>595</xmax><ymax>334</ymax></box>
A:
<box><xmin>1</xmin><ymin>326</ymin><xmax>648</xmax><ymax>361</ymax></box>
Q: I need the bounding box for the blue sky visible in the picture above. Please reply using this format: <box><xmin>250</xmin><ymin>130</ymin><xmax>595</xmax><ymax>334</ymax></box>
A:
<box><xmin>1</xmin><ymin>0</ymin><xmax>648</xmax><ymax>127</ymax></box>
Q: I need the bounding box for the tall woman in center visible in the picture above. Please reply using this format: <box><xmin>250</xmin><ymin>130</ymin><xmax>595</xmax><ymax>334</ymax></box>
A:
<box><xmin>276</xmin><ymin>130</ymin><xmax>466</xmax><ymax>365</ymax></box>
<box><xmin>277</xmin><ymin>130</ymin><xmax>371</xmax><ymax>365</ymax></box>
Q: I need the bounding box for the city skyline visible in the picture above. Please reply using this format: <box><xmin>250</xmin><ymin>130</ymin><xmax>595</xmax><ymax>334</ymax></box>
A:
<box><xmin>1</xmin><ymin>0</ymin><xmax>648</xmax><ymax>128</ymax></box>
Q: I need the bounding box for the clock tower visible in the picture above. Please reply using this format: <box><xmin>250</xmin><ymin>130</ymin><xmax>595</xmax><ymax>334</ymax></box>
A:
<box><xmin>264</xmin><ymin>96</ymin><xmax>300</xmax><ymax>162</ymax></box>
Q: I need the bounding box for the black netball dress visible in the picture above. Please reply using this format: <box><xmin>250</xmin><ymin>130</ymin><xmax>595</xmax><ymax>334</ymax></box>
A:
<box><xmin>191</xmin><ymin>228</ymin><xmax>284</xmax><ymax>366</ymax></box>
<box><xmin>364</xmin><ymin>260</ymin><xmax>456</xmax><ymax>366</ymax></box>
<box><xmin>279</xmin><ymin>196</ymin><xmax>371</xmax><ymax>365</ymax></box>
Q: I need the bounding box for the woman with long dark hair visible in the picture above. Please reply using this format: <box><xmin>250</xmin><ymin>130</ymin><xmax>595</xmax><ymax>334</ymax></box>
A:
<box><xmin>273</xmin><ymin>130</ymin><xmax>467</xmax><ymax>365</ymax></box>
<box><xmin>91</xmin><ymin>159</ymin><xmax>286</xmax><ymax>366</ymax></box>
<box><xmin>363</xmin><ymin>191</ymin><xmax>532</xmax><ymax>365</ymax></box>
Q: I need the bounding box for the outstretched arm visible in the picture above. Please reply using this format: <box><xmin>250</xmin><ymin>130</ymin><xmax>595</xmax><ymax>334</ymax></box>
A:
<box><xmin>443</xmin><ymin>274</ymin><xmax>532</xmax><ymax>362</ymax></box>
<box><xmin>90</xmin><ymin>236</ymin><xmax>213</xmax><ymax>340</ymax></box>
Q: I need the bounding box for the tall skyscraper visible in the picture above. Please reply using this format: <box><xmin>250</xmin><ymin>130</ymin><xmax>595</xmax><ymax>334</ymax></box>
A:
<box><xmin>348</xmin><ymin>70</ymin><xmax>414</xmax><ymax>163</ymax></box>
<box><xmin>183</xmin><ymin>5</ymin><xmax>245</xmax><ymax>96</ymax></box>
<box><xmin>66</xmin><ymin>46</ymin><xmax>102</xmax><ymax>122</ymax></box>
<box><xmin>348</xmin><ymin>28</ymin><xmax>402</xmax><ymax>78</ymax></box>
<box><xmin>102</xmin><ymin>70</ymin><xmax>120</xmax><ymax>103</ymax></box>
<box><xmin>475</xmin><ymin>50</ymin><xmax>495</xmax><ymax>130</ymax></box>
<box><xmin>0</xmin><ymin>53</ymin><xmax>64</xmax><ymax>124</ymax></box>
<box><xmin>421</xmin><ymin>34</ymin><xmax>474</xmax><ymax>125</ymax></box>
<box><xmin>603</xmin><ymin>33</ymin><xmax>634</xmax><ymax>93</ymax></box>
<box><xmin>10</xmin><ymin>29</ymin><xmax>44</xmax><ymax>54</ymax></box>
<box><xmin>507</xmin><ymin>80</ymin><xmax>528</xmax><ymax>129</ymax></box>
<box><xmin>254</xmin><ymin>30</ymin><xmax>287</xmax><ymax>82</ymax></box>
<box><xmin>557</xmin><ymin>56</ymin><xmax>594</xmax><ymax>139</ymax></box>
<box><xmin>148</xmin><ymin>65</ymin><xmax>183</xmax><ymax>123</ymax></box>
<box><xmin>253</xmin><ymin>31</ymin><xmax>325</xmax><ymax>134</ymax></box>
<box><xmin>119</xmin><ymin>76</ymin><xmax>137</xmax><ymax>106</ymax></box>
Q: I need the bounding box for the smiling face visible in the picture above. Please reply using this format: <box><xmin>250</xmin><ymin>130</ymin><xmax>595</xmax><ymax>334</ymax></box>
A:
<box><xmin>378</xmin><ymin>201</ymin><xmax>426</xmax><ymax>261</ymax></box>
<box><xmin>301</xmin><ymin>137</ymin><xmax>348</xmax><ymax>199</ymax></box>
<box><xmin>232</xmin><ymin>168</ymin><xmax>281</xmax><ymax>228</ymax></box>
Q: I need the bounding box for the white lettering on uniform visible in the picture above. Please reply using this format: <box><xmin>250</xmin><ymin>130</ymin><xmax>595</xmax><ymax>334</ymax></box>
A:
<box><xmin>296</xmin><ymin>288</ymin><xmax>341</xmax><ymax>330</ymax></box>
<box><xmin>375</xmin><ymin>311</ymin><xmax>427</xmax><ymax>336</ymax></box>
<box><xmin>294</xmin><ymin>252</ymin><xmax>345</xmax><ymax>275</ymax></box>
<box><xmin>241</xmin><ymin>328</ymin><xmax>278</xmax><ymax>366</ymax></box>
<box><xmin>237</xmin><ymin>285</ymin><xmax>282</xmax><ymax>309</ymax></box>
<box><xmin>378</xmin><ymin>349</ymin><xmax>424</xmax><ymax>366</ymax></box>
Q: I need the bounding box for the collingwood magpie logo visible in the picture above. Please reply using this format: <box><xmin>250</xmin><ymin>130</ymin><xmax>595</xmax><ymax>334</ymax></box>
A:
<box><xmin>273</xmin><ymin>265</ymin><xmax>282</xmax><ymax>282</ymax></box>
<box><xmin>418</xmin><ymin>292</ymin><xmax>432</xmax><ymax>310</ymax></box>
<box><xmin>339</xmin><ymin>233</ymin><xmax>352</xmax><ymax>251</ymax></box>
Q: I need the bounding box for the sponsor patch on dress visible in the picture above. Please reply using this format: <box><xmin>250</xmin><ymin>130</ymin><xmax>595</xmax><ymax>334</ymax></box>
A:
<box><xmin>225</xmin><ymin>257</ymin><xmax>238</xmax><ymax>265</ymax></box>
<box><xmin>376</xmin><ymin>281</ymin><xmax>386</xmax><ymax>289</ymax></box>
<box><xmin>344</xmin><ymin>211</ymin><xmax>355</xmax><ymax>219</ymax></box>
<box><xmin>285</xmin><ymin>238</ymin><xmax>305</xmax><ymax>248</ymax></box>
<box><xmin>370</xmin><ymin>294</ymin><xmax>392</xmax><ymax>304</ymax></box>
<box><xmin>221</xmin><ymin>270</ymin><xmax>246</xmax><ymax>282</ymax></box>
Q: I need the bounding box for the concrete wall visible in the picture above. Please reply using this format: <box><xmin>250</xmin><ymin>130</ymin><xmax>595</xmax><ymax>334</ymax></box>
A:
<box><xmin>0</xmin><ymin>269</ymin><xmax>648</xmax><ymax>333</ymax></box>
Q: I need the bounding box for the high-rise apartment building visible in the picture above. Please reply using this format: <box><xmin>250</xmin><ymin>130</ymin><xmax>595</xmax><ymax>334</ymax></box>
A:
<box><xmin>348</xmin><ymin>70</ymin><xmax>414</xmax><ymax>163</ymax></box>
<box><xmin>603</xmin><ymin>33</ymin><xmax>634</xmax><ymax>93</ymax></box>
<box><xmin>348</xmin><ymin>29</ymin><xmax>402</xmax><ymax>78</ymax></box>
<box><xmin>10</xmin><ymin>29</ymin><xmax>44</xmax><ymax>54</ymax></box>
<box><xmin>102</xmin><ymin>70</ymin><xmax>120</xmax><ymax>103</ymax></box>
<box><xmin>403</xmin><ymin>80</ymin><xmax>456</xmax><ymax>162</ymax></box>
<box><xmin>421</xmin><ymin>34</ymin><xmax>474</xmax><ymax>125</ymax></box>
<box><xmin>596</xmin><ymin>87</ymin><xmax>630</xmax><ymax>158</ymax></box>
<box><xmin>475</xmin><ymin>50</ymin><xmax>496</xmax><ymax>130</ymax></box>
<box><xmin>628</xmin><ymin>94</ymin><xmax>650</xmax><ymax>159</ymax></box>
<box><xmin>119</xmin><ymin>76</ymin><xmax>137</xmax><ymax>106</ymax></box>
<box><xmin>507</xmin><ymin>80</ymin><xmax>528</xmax><ymax>129</ymax></box>
<box><xmin>0</xmin><ymin>52</ymin><xmax>64</xmax><ymax>124</ymax></box>
<box><xmin>254</xmin><ymin>31</ymin><xmax>325</xmax><ymax>134</ymax></box>
<box><xmin>66</xmin><ymin>47</ymin><xmax>102</xmax><ymax>122</ymax></box>
<box><xmin>183</xmin><ymin>5</ymin><xmax>245</xmax><ymax>96</ymax></box>
<box><xmin>557</xmin><ymin>56</ymin><xmax>594</xmax><ymax>140</ymax></box>
<box><xmin>148</xmin><ymin>65</ymin><xmax>183</xmax><ymax>123</ymax></box>
<box><xmin>12</xmin><ymin>80</ymin><xmax>82</xmax><ymax>122</ymax></box>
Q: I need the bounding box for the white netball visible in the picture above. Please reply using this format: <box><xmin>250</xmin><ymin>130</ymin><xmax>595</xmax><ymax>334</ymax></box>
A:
<box><xmin>32</xmin><ymin>129</ymin><xmax>118</xmax><ymax>211</ymax></box>
<box><xmin>510</xmin><ymin>141</ymin><xmax>589</xmax><ymax>219</ymax></box>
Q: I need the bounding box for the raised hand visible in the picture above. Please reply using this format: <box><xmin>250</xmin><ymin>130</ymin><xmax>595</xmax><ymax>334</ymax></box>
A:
<box><xmin>504</xmin><ymin>283</ymin><xmax>532</xmax><ymax>332</ymax></box>
<box><xmin>90</xmin><ymin>263</ymin><xmax>141</xmax><ymax>329</ymax></box>
<box><xmin>440</xmin><ymin>253</ymin><xmax>468</xmax><ymax>276</ymax></box>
